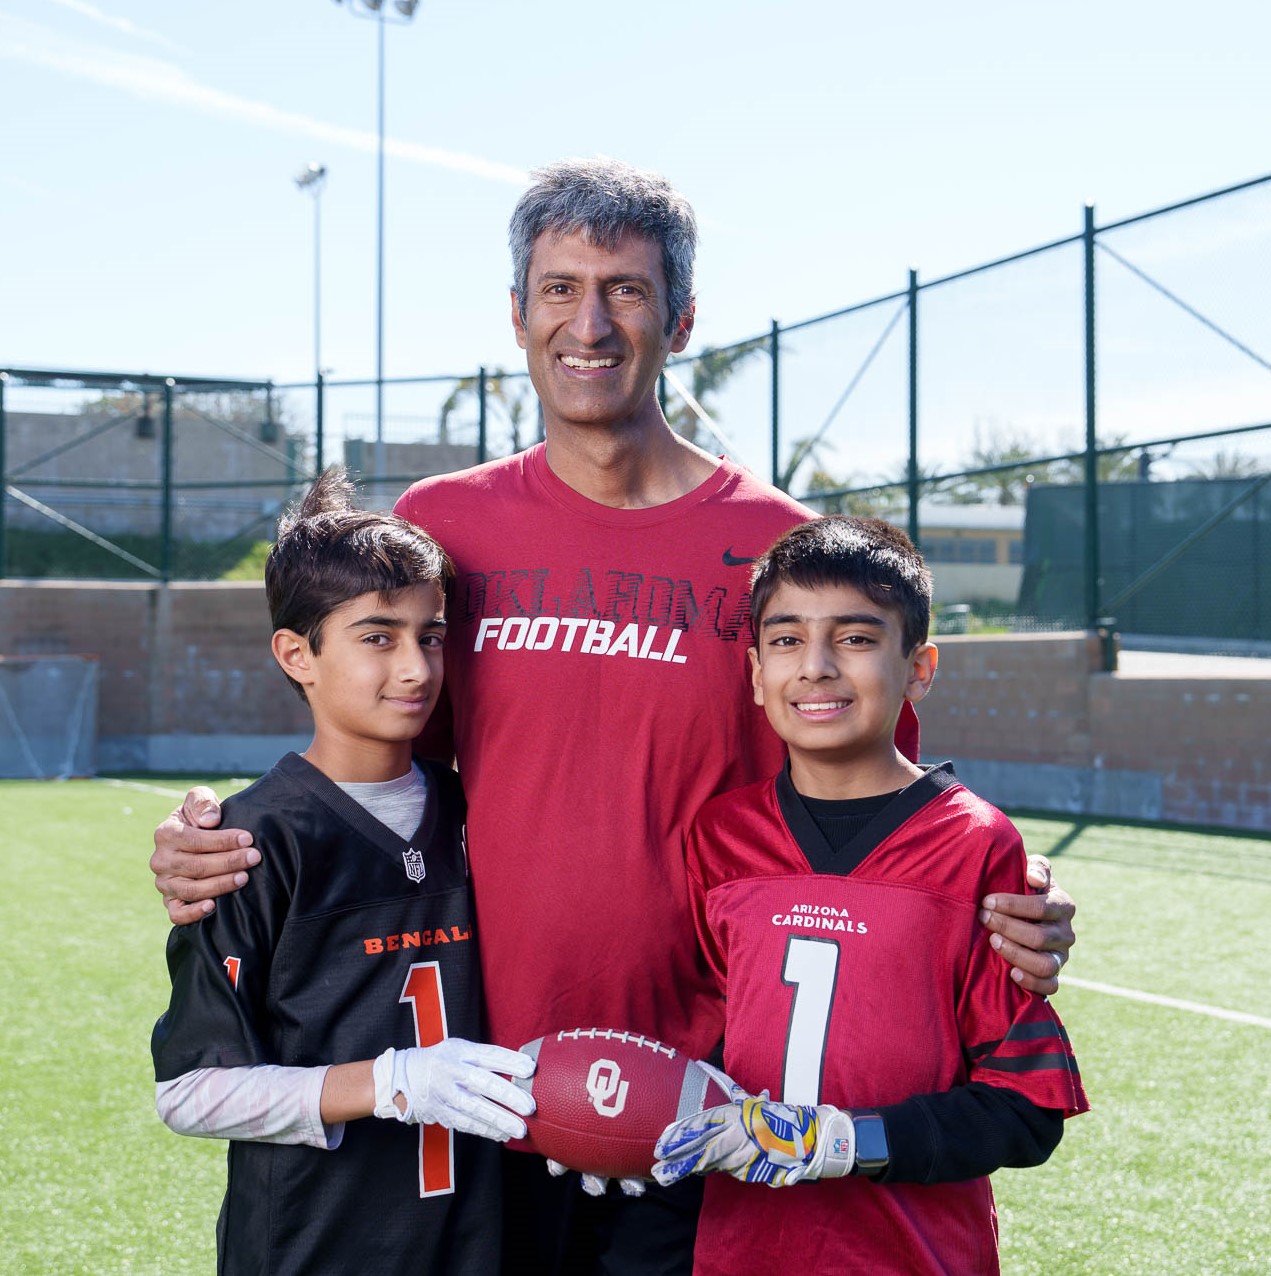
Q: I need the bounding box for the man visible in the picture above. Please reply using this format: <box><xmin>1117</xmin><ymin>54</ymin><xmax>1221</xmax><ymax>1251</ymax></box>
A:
<box><xmin>151</xmin><ymin>159</ymin><xmax>1076</xmax><ymax>1276</ymax></box>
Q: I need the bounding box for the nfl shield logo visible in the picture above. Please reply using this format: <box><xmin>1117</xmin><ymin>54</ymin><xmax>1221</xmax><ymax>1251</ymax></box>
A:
<box><xmin>402</xmin><ymin>846</ymin><xmax>426</xmax><ymax>882</ymax></box>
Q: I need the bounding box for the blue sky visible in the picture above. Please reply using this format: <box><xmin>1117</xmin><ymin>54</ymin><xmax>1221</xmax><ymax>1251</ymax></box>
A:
<box><xmin>1</xmin><ymin>0</ymin><xmax>1268</xmax><ymax>477</ymax></box>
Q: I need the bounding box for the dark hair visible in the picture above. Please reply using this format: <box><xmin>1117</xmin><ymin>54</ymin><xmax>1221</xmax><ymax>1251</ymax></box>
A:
<box><xmin>265</xmin><ymin>467</ymin><xmax>453</xmax><ymax>700</ymax></box>
<box><xmin>509</xmin><ymin>157</ymin><xmax>697</xmax><ymax>337</ymax></box>
<box><xmin>749</xmin><ymin>516</ymin><xmax>932</xmax><ymax>653</ymax></box>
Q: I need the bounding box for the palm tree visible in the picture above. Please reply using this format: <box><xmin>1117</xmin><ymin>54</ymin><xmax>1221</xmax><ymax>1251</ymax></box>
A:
<box><xmin>438</xmin><ymin>370</ymin><xmax>536</xmax><ymax>455</ymax></box>
<box><xmin>1184</xmin><ymin>449</ymin><xmax>1262</xmax><ymax>480</ymax></box>
<box><xmin>664</xmin><ymin>337</ymin><xmax>769</xmax><ymax>448</ymax></box>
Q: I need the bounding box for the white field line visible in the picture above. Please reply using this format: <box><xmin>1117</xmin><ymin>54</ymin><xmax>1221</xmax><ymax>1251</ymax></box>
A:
<box><xmin>97</xmin><ymin>778</ymin><xmax>194</xmax><ymax>800</ymax></box>
<box><xmin>1065</xmin><ymin>975</ymin><xmax>1271</xmax><ymax>1029</ymax></box>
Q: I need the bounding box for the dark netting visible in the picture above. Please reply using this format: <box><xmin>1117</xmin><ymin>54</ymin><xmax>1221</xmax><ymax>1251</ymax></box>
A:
<box><xmin>1020</xmin><ymin>478</ymin><xmax>1271</xmax><ymax>641</ymax></box>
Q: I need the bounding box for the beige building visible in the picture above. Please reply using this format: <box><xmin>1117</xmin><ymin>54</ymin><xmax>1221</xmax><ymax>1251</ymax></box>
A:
<box><xmin>5</xmin><ymin>403</ymin><xmax>300</xmax><ymax>543</ymax></box>
<box><xmin>914</xmin><ymin>502</ymin><xmax>1026</xmax><ymax>605</ymax></box>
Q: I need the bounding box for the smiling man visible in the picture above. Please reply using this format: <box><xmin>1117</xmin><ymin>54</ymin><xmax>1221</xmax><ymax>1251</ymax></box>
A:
<box><xmin>150</xmin><ymin>158</ymin><xmax>1077</xmax><ymax>1276</ymax></box>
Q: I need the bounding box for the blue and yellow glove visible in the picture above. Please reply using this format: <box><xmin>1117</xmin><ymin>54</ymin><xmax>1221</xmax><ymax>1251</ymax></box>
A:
<box><xmin>653</xmin><ymin>1094</ymin><xmax>856</xmax><ymax>1188</ymax></box>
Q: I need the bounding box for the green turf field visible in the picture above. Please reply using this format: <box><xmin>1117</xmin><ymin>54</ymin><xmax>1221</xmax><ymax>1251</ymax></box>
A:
<box><xmin>1</xmin><ymin>780</ymin><xmax>1267</xmax><ymax>1274</ymax></box>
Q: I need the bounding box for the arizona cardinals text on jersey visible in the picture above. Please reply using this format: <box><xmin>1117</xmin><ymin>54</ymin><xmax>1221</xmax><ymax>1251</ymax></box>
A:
<box><xmin>152</xmin><ymin>753</ymin><xmax>500</xmax><ymax>1276</ymax></box>
<box><xmin>684</xmin><ymin>763</ymin><xmax>1088</xmax><ymax>1276</ymax></box>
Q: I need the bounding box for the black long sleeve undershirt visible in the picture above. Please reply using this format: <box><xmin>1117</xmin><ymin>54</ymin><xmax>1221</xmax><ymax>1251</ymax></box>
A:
<box><xmin>873</xmin><ymin>1083</ymin><xmax>1064</xmax><ymax>1183</ymax></box>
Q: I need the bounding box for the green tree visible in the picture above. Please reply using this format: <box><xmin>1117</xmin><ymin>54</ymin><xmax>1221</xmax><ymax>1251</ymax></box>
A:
<box><xmin>949</xmin><ymin>424</ymin><xmax>1060</xmax><ymax>505</ymax></box>
<box><xmin>800</xmin><ymin>468</ymin><xmax>902</xmax><ymax>517</ymax></box>
<box><xmin>1049</xmin><ymin>432</ymin><xmax>1144</xmax><ymax>485</ymax></box>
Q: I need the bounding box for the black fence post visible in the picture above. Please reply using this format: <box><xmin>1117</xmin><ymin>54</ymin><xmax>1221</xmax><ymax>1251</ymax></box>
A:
<box><xmin>907</xmin><ymin>268</ymin><xmax>920</xmax><ymax>547</ymax></box>
<box><xmin>1084</xmin><ymin>203</ymin><xmax>1102</xmax><ymax>632</ymax></box>
<box><xmin>770</xmin><ymin>320</ymin><xmax>781</xmax><ymax>490</ymax></box>
<box><xmin>0</xmin><ymin>371</ymin><xmax>7</xmax><ymax>579</ymax></box>
<box><xmin>477</xmin><ymin>367</ymin><xmax>488</xmax><ymax>464</ymax></box>
<box><xmin>161</xmin><ymin>378</ymin><xmax>175</xmax><ymax>583</ymax></box>
<box><xmin>315</xmin><ymin>371</ymin><xmax>325</xmax><ymax>476</ymax></box>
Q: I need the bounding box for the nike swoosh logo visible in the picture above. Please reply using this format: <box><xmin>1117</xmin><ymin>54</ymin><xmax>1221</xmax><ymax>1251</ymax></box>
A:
<box><xmin>722</xmin><ymin>548</ymin><xmax>756</xmax><ymax>567</ymax></box>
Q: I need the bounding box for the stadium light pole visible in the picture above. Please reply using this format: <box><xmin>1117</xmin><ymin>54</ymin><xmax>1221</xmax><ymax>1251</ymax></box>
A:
<box><xmin>293</xmin><ymin>162</ymin><xmax>328</xmax><ymax>386</ymax></box>
<box><xmin>334</xmin><ymin>0</ymin><xmax>422</xmax><ymax>498</ymax></box>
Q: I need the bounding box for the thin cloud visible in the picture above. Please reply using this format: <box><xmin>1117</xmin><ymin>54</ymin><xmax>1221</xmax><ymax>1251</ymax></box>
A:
<box><xmin>45</xmin><ymin>0</ymin><xmax>180</xmax><ymax>50</ymax></box>
<box><xmin>0</xmin><ymin>16</ymin><xmax>528</xmax><ymax>187</ymax></box>
<box><xmin>0</xmin><ymin>171</ymin><xmax>54</xmax><ymax>198</ymax></box>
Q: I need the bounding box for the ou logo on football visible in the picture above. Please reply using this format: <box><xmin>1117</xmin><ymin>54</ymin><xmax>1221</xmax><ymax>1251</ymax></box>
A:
<box><xmin>585</xmin><ymin>1058</ymin><xmax>629</xmax><ymax>1118</ymax></box>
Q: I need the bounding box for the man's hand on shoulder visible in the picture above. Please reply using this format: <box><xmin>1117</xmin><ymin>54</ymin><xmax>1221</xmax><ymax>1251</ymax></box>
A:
<box><xmin>150</xmin><ymin>786</ymin><xmax>260</xmax><ymax>925</ymax></box>
<box><xmin>979</xmin><ymin>854</ymin><xmax>1076</xmax><ymax>996</ymax></box>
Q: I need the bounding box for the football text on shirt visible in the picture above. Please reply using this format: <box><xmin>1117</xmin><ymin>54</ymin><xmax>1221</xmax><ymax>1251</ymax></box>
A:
<box><xmin>460</xmin><ymin>567</ymin><xmax>754</xmax><ymax>665</ymax></box>
<box><xmin>475</xmin><ymin>617</ymin><xmax>688</xmax><ymax>663</ymax></box>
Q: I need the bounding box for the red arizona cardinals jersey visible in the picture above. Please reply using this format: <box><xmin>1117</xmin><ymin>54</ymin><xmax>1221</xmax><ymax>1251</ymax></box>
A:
<box><xmin>686</xmin><ymin>763</ymin><xmax>1087</xmax><ymax>1276</ymax></box>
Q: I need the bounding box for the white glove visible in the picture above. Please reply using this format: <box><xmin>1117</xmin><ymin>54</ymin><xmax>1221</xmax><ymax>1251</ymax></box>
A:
<box><xmin>653</xmin><ymin>1095</ymin><xmax>855</xmax><ymax>1188</ymax></box>
<box><xmin>545</xmin><ymin>1158</ymin><xmax>646</xmax><ymax>1197</ymax></box>
<box><xmin>372</xmin><ymin>1040</ymin><xmax>536</xmax><ymax>1142</ymax></box>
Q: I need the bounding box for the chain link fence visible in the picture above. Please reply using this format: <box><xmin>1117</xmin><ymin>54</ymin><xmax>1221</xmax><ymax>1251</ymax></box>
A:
<box><xmin>0</xmin><ymin>372</ymin><xmax>299</xmax><ymax>581</ymax></box>
<box><xmin>4</xmin><ymin>173</ymin><xmax>1269</xmax><ymax>652</ymax></box>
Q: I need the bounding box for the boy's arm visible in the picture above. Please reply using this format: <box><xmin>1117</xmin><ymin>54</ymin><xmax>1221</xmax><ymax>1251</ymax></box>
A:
<box><xmin>653</xmin><ymin>1083</ymin><xmax>1064</xmax><ymax>1187</ymax></box>
<box><xmin>846</xmin><ymin>821</ymin><xmax>1086</xmax><ymax>1184</ymax></box>
<box><xmin>157</xmin><ymin>1045</ymin><xmax>537</xmax><ymax>1146</ymax></box>
<box><xmin>867</xmin><ymin>1083</ymin><xmax>1063</xmax><ymax>1183</ymax></box>
<box><xmin>157</xmin><ymin>1064</ymin><xmax>336</xmax><ymax>1148</ymax></box>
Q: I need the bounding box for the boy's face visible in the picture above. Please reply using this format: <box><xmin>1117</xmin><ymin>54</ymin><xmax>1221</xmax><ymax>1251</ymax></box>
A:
<box><xmin>274</xmin><ymin>582</ymin><xmax>446</xmax><ymax>752</ymax></box>
<box><xmin>749</xmin><ymin>579</ymin><xmax>936</xmax><ymax>789</ymax></box>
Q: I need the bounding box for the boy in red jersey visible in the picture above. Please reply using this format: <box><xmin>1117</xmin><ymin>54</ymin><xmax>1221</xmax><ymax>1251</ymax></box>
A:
<box><xmin>654</xmin><ymin>516</ymin><xmax>1088</xmax><ymax>1275</ymax></box>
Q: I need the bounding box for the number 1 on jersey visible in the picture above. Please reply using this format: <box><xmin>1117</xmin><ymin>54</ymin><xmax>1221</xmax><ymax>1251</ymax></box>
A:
<box><xmin>400</xmin><ymin>961</ymin><xmax>454</xmax><ymax>1197</ymax></box>
<box><xmin>781</xmin><ymin>936</ymin><xmax>840</xmax><ymax>1105</ymax></box>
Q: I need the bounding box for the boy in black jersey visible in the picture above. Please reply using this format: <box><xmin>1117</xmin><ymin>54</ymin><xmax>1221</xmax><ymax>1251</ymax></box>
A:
<box><xmin>653</xmin><ymin>517</ymin><xmax>1086</xmax><ymax>1276</ymax></box>
<box><xmin>151</xmin><ymin>469</ymin><xmax>536</xmax><ymax>1276</ymax></box>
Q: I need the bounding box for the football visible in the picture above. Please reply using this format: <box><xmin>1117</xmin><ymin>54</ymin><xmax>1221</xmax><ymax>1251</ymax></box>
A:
<box><xmin>507</xmin><ymin>1028</ymin><xmax>732</xmax><ymax>1178</ymax></box>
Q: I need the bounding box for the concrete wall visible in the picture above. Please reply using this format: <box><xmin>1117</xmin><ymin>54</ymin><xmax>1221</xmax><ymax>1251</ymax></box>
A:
<box><xmin>2</xmin><ymin>584</ymin><xmax>1268</xmax><ymax>830</ymax></box>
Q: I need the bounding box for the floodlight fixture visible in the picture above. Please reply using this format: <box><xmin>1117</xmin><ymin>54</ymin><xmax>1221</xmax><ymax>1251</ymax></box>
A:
<box><xmin>334</xmin><ymin>0</ymin><xmax>420</xmax><ymax>20</ymax></box>
<box><xmin>294</xmin><ymin>161</ymin><xmax>327</xmax><ymax>192</ymax></box>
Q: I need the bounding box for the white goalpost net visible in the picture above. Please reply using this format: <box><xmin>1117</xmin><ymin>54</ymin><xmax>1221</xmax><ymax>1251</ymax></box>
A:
<box><xmin>0</xmin><ymin>655</ymin><xmax>98</xmax><ymax>779</ymax></box>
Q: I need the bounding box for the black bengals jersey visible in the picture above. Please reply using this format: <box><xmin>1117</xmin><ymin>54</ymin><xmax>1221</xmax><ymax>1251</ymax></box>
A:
<box><xmin>151</xmin><ymin>753</ymin><xmax>499</xmax><ymax>1276</ymax></box>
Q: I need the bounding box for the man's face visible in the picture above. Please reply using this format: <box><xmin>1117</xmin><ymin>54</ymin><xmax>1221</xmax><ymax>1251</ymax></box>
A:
<box><xmin>511</xmin><ymin>229</ymin><xmax>693</xmax><ymax>434</ymax></box>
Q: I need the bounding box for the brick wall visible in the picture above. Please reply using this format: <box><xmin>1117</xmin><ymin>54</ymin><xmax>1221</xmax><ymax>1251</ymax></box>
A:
<box><xmin>921</xmin><ymin>633</ymin><xmax>1271</xmax><ymax>831</ymax></box>
<box><xmin>1088</xmin><ymin>673</ymin><xmax>1269</xmax><ymax>829</ymax></box>
<box><xmin>2</xmin><ymin>585</ymin><xmax>1268</xmax><ymax>829</ymax></box>
<box><xmin>0</xmin><ymin>581</ymin><xmax>309</xmax><ymax>772</ymax></box>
